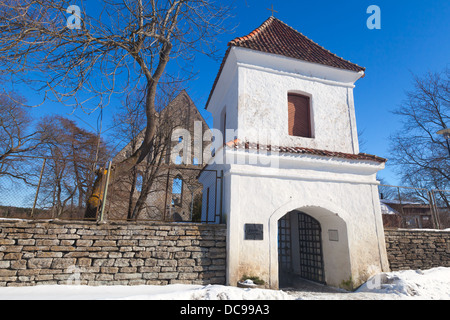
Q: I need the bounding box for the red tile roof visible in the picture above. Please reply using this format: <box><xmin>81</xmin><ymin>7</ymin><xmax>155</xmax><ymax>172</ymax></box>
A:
<box><xmin>225</xmin><ymin>140</ymin><xmax>387</xmax><ymax>164</ymax></box>
<box><xmin>206</xmin><ymin>17</ymin><xmax>365</xmax><ymax>109</ymax></box>
<box><xmin>230</xmin><ymin>17</ymin><xmax>365</xmax><ymax>73</ymax></box>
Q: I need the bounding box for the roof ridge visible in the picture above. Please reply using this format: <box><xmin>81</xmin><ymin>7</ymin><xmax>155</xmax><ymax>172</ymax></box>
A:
<box><xmin>229</xmin><ymin>16</ymin><xmax>274</xmax><ymax>45</ymax></box>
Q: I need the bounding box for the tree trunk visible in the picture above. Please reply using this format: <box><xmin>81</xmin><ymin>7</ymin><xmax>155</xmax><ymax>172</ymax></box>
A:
<box><xmin>126</xmin><ymin>166</ymin><xmax>138</xmax><ymax>220</ymax></box>
<box><xmin>84</xmin><ymin>85</ymin><xmax>160</xmax><ymax>219</ymax></box>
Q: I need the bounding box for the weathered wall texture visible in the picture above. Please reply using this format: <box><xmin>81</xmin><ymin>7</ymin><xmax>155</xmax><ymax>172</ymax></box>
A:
<box><xmin>0</xmin><ymin>219</ymin><xmax>226</xmax><ymax>287</ymax></box>
<box><xmin>208</xmin><ymin>47</ymin><xmax>362</xmax><ymax>155</ymax></box>
<box><xmin>385</xmin><ymin>229</ymin><xmax>450</xmax><ymax>271</ymax></box>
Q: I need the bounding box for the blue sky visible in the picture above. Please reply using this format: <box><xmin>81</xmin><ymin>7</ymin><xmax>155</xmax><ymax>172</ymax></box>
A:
<box><xmin>24</xmin><ymin>0</ymin><xmax>450</xmax><ymax>185</ymax></box>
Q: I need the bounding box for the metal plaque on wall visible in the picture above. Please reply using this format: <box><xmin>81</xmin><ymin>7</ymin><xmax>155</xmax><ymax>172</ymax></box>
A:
<box><xmin>244</xmin><ymin>224</ymin><xmax>264</xmax><ymax>240</ymax></box>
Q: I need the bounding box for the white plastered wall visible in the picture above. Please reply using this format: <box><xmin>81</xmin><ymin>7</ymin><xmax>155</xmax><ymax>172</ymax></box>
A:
<box><xmin>235</xmin><ymin>50</ymin><xmax>361</xmax><ymax>154</ymax></box>
<box><xmin>205</xmin><ymin>47</ymin><xmax>363</xmax><ymax>154</ymax></box>
<box><xmin>221</xmin><ymin>152</ymin><xmax>389</xmax><ymax>290</ymax></box>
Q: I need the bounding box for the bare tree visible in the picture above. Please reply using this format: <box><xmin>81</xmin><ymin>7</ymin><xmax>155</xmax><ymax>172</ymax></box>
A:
<box><xmin>389</xmin><ymin>68</ymin><xmax>450</xmax><ymax>193</ymax></box>
<box><xmin>0</xmin><ymin>0</ymin><xmax>234</xmax><ymax>218</ymax></box>
<box><xmin>0</xmin><ymin>92</ymin><xmax>44</xmax><ymax>183</ymax></box>
<box><xmin>35</xmin><ymin>115</ymin><xmax>109</xmax><ymax>218</ymax></box>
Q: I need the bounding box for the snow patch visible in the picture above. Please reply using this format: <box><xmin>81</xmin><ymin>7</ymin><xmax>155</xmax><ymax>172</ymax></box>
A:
<box><xmin>356</xmin><ymin>267</ymin><xmax>450</xmax><ymax>299</ymax></box>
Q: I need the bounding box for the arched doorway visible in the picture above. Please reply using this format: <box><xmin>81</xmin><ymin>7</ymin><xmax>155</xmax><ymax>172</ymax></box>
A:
<box><xmin>278</xmin><ymin>210</ymin><xmax>325</xmax><ymax>288</ymax></box>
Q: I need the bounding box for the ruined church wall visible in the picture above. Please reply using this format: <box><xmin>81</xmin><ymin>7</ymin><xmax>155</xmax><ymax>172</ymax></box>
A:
<box><xmin>0</xmin><ymin>219</ymin><xmax>226</xmax><ymax>287</ymax></box>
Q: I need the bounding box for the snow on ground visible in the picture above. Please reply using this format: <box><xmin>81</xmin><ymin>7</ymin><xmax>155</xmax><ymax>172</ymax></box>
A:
<box><xmin>0</xmin><ymin>283</ymin><xmax>294</xmax><ymax>300</ymax></box>
<box><xmin>355</xmin><ymin>267</ymin><xmax>450</xmax><ymax>299</ymax></box>
<box><xmin>0</xmin><ymin>267</ymin><xmax>448</xmax><ymax>300</ymax></box>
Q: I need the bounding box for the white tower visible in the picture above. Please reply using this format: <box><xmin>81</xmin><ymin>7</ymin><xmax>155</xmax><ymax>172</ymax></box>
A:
<box><xmin>201</xmin><ymin>17</ymin><xmax>389</xmax><ymax>290</ymax></box>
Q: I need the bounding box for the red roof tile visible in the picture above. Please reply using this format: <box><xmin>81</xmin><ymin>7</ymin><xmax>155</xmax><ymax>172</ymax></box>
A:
<box><xmin>225</xmin><ymin>140</ymin><xmax>387</xmax><ymax>164</ymax></box>
<box><xmin>230</xmin><ymin>17</ymin><xmax>365</xmax><ymax>73</ymax></box>
<box><xmin>206</xmin><ymin>17</ymin><xmax>365</xmax><ymax>109</ymax></box>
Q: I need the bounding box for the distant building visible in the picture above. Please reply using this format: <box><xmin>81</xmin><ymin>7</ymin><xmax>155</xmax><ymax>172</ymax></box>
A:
<box><xmin>380</xmin><ymin>199</ymin><xmax>434</xmax><ymax>229</ymax></box>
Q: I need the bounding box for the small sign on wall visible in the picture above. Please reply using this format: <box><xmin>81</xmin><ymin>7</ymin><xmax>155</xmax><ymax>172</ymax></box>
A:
<box><xmin>244</xmin><ymin>224</ymin><xmax>264</xmax><ymax>240</ymax></box>
<box><xmin>328</xmin><ymin>229</ymin><xmax>339</xmax><ymax>242</ymax></box>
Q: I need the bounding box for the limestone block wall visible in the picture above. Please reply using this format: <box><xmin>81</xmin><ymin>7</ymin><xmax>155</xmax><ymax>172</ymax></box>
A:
<box><xmin>0</xmin><ymin>219</ymin><xmax>226</xmax><ymax>287</ymax></box>
<box><xmin>385</xmin><ymin>229</ymin><xmax>450</xmax><ymax>271</ymax></box>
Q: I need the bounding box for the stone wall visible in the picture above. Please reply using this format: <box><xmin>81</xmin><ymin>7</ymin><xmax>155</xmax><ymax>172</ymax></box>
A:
<box><xmin>385</xmin><ymin>229</ymin><xmax>450</xmax><ymax>271</ymax></box>
<box><xmin>0</xmin><ymin>219</ymin><xmax>226</xmax><ymax>287</ymax></box>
